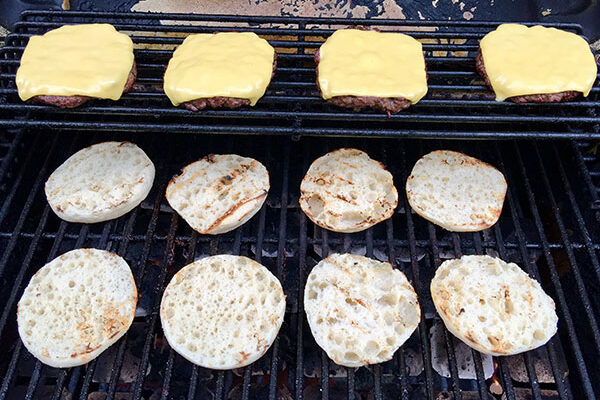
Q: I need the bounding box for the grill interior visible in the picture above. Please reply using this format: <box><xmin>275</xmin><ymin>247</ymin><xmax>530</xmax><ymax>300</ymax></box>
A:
<box><xmin>0</xmin><ymin>11</ymin><xmax>599</xmax><ymax>139</ymax></box>
<box><xmin>1</xmin><ymin>130</ymin><xmax>600</xmax><ymax>400</ymax></box>
<box><xmin>1</xmin><ymin>11</ymin><xmax>600</xmax><ymax>400</ymax></box>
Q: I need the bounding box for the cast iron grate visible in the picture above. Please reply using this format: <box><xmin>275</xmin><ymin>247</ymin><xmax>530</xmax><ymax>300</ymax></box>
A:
<box><xmin>0</xmin><ymin>11</ymin><xmax>599</xmax><ymax>139</ymax></box>
<box><xmin>0</xmin><ymin>130</ymin><xmax>600</xmax><ymax>400</ymax></box>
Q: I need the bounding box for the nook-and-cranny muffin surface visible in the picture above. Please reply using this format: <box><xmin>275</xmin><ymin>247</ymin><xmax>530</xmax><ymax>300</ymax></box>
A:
<box><xmin>163</xmin><ymin>32</ymin><xmax>276</xmax><ymax>111</ymax></box>
<box><xmin>478</xmin><ymin>24</ymin><xmax>598</xmax><ymax>103</ymax></box>
<box><xmin>16</xmin><ymin>24</ymin><xmax>135</xmax><ymax>108</ymax></box>
<box><xmin>315</xmin><ymin>29</ymin><xmax>428</xmax><ymax>113</ymax></box>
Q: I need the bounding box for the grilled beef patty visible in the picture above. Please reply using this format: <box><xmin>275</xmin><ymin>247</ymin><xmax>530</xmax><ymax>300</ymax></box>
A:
<box><xmin>181</xmin><ymin>54</ymin><xmax>277</xmax><ymax>112</ymax></box>
<box><xmin>30</xmin><ymin>62</ymin><xmax>138</xmax><ymax>108</ymax></box>
<box><xmin>314</xmin><ymin>49</ymin><xmax>413</xmax><ymax>113</ymax></box>
<box><xmin>183</xmin><ymin>96</ymin><xmax>251</xmax><ymax>112</ymax></box>
<box><xmin>475</xmin><ymin>50</ymin><xmax>580</xmax><ymax>103</ymax></box>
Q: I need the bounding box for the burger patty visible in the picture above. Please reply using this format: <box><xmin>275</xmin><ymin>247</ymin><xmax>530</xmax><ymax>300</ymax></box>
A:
<box><xmin>314</xmin><ymin>49</ymin><xmax>413</xmax><ymax>113</ymax></box>
<box><xmin>30</xmin><ymin>61</ymin><xmax>138</xmax><ymax>108</ymax></box>
<box><xmin>182</xmin><ymin>54</ymin><xmax>278</xmax><ymax>112</ymax></box>
<box><xmin>475</xmin><ymin>50</ymin><xmax>580</xmax><ymax>103</ymax></box>
<box><xmin>183</xmin><ymin>96</ymin><xmax>250</xmax><ymax>112</ymax></box>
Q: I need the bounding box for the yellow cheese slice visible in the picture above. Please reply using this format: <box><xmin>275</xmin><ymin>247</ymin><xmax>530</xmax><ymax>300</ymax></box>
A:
<box><xmin>480</xmin><ymin>24</ymin><xmax>597</xmax><ymax>101</ymax></box>
<box><xmin>163</xmin><ymin>32</ymin><xmax>275</xmax><ymax>106</ymax></box>
<box><xmin>16</xmin><ymin>24</ymin><xmax>134</xmax><ymax>101</ymax></box>
<box><xmin>317</xmin><ymin>29</ymin><xmax>427</xmax><ymax>103</ymax></box>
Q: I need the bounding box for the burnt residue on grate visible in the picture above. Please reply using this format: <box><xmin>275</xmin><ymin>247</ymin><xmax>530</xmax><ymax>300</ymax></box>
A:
<box><xmin>0</xmin><ymin>11</ymin><xmax>599</xmax><ymax>139</ymax></box>
<box><xmin>0</xmin><ymin>130</ymin><xmax>599</xmax><ymax>400</ymax></box>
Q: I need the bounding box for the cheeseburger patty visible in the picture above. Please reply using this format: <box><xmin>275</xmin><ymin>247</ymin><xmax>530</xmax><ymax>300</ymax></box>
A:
<box><xmin>182</xmin><ymin>54</ymin><xmax>277</xmax><ymax>112</ymax></box>
<box><xmin>475</xmin><ymin>50</ymin><xmax>580</xmax><ymax>103</ymax></box>
<box><xmin>314</xmin><ymin>48</ymin><xmax>413</xmax><ymax>113</ymax></box>
<box><xmin>30</xmin><ymin>62</ymin><xmax>138</xmax><ymax>108</ymax></box>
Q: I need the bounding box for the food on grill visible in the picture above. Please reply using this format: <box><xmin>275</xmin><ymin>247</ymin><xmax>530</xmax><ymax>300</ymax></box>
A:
<box><xmin>299</xmin><ymin>148</ymin><xmax>398</xmax><ymax>233</ymax></box>
<box><xmin>406</xmin><ymin>150</ymin><xmax>506</xmax><ymax>232</ymax></box>
<box><xmin>30</xmin><ymin>64</ymin><xmax>137</xmax><ymax>108</ymax></box>
<box><xmin>304</xmin><ymin>253</ymin><xmax>420</xmax><ymax>367</ymax></box>
<box><xmin>477</xmin><ymin>24</ymin><xmax>597</xmax><ymax>103</ymax></box>
<box><xmin>45</xmin><ymin>141</ymin><xmax>155</xmax><ymax>223</ymax></box>
<box><xmin>315</xmin><ymin>28</ymin><xmax>427</xmax><ymax>113</ymax></box>
<box><xmin>163</xmin><ymin>32</ymin><xmax>276</xmax><ymax>110</ymax></box>
<box><xmin>430</xmin><ymin>255</ymin><xmax>558</xmax><ymax>356</ymax></box>
<box><xmin>17</xmin><ymin>249</ymin><xmax>137</xmax><ymax>368</ymax></box>
<box><xmin>160</xmin><ymin>255</ymin><xmax>285</xmax><ymax>369</ymax></box>
<box><xmin>16</xmin><ymin>24</ymin><xmax>136</xmax><ymax>107</ymax></box>
<box><xmin>166</xmin><ymin>154</ymin><xmax>269</xmax><ymax>235</ymax></box>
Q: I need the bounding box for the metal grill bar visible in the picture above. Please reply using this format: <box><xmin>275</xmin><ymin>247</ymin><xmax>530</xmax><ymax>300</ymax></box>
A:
<box><xmin>0</xmin><ymin>11</ymin><xmax>598</xmax><ymax>139</ymax></box>
<box><xmin>133</xmin><ymin>212</ymin><xmax>179</xmax><ymax>399</ymax></box>
<box><xmin>268</xmin><ymin>141</ymin><xmax>290</xmax><ymax>399</ymax></box>
<box><xmin>399</xmin><ymin>142</ymin><xmax>435</xmax><ymax>400</ymax></box>
<box><xmin>534</xmin><ymin>145</ymin><xmax>600</xmax><ymax>354</ymax></box>
<box><xmin>1</xmin><ymin>230</ymin><xmax>598</xmax><ymax>250</ymax></box>
<box><xmin>491</xmin><ymin>143</ymin><xmax>547</xmax><ymax>400</ymax></box>
<box><xmin>493</xmin><ymin>144</ymin><xmax>565</xmax><ymax>400</ymax></box>
<box><xmin>512</xmin><ymin>143</ymin><xmax>596</xmax><ymax>399</ymax></box>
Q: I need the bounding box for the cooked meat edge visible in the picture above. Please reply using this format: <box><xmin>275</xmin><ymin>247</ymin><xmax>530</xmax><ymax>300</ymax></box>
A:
<box><xmin>30</xmin><ymin>61</ymin><xmax>138</xmax><ymax>109</ymax></box>
<box><xmin>475</xmin><ymin>49</ymin><xmax>580</xmax><ymax>103</ymax></box>
<box><xmin>181</xmin><ymin>54</ymin><xmax>278</xmax><ymax>112</ymax></box>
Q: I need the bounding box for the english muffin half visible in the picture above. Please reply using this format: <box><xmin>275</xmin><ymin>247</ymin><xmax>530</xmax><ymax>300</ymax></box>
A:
<box><xmin>406</xmin><ymin>150</ymin><xmax>506</xmax><ymax>232</ymax></box>
<box><xmin>17</xmin><ymin>249</ymin><xmax>137</xmax><ymax>368</ymax></box>
<box><xmin>430</xmin><ymin>255</ymin><xmax>558</xmax><ymax>356</ymax></box>
<box><xmin>45</xmin><ymin>141</ymin><xmax>155</xmax><ymax>223</ymax></box>
<box><xmin>166</xmin><ymin>154</ymin><xmax>269</xmax><ymax>235</ymax></box>
<box><xmin>304</xmin><ymin>253</ymin><xmax>420</xmax><ymax>367</ymax></box>
<box><xmin>160</xmin><ymin>255</ymin><xmax>285</xmax><ymax>369</ymax></box>
<box><xmin>299</xmin><ymin>148</ymin><xmax>398</xmax><ymax>233</ymax></box>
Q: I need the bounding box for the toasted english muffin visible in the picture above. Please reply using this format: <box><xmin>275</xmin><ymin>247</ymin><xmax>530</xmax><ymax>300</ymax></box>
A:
<box><xmin>17</xmin><ymin>249</ymin><xmax>137</xmax><ymax>368</ymax></box>
<box><xmin>304</xmin><ymin>253</ymin><xmax>420</xmax><ymax>367</ymax></box>
<box><xmin>299</xmin><ymin>148</ymin><xmax>398</xmax><ymax>233</ymax></box>
<box><xmin>160</xmin><ymin>255</ymin><xmax>285</xmax><ymax>369</ymax></box>
<box><xmin>406</xmin><ymin>150</ymin><xmax>506</xmax><ymax>232</ymax></box>
<box><xmin>166</xmin><ymin>154</ymin><xmax>269</xmax><ymax>235</ymax></box>
<box><xmin>430</xmin><ymin>255</ymin><xmax>558</xmax><ymax>356</ymax></box>
<box><xmin>45</xmin><ymin>141</ymin><xmax>155</xmax><ymax>223</ymax></box>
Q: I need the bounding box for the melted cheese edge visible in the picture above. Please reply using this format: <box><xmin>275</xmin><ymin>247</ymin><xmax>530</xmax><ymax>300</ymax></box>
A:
<box><xmin>16</xmin><ymin>24</ymin><xmax>134</xmax><ymax>101</ymax></box>
<box><xmin>317</xmin><ymin>29</ymin><xmax>427</xmax><ymax>103</ymax></box>
<box><xmin>480</xmin><ymin>24</ymin><xmax>597</xmax><ymax>101</ymax></box>
<box><xmin>163</xmin><ymin>32</ymin><xmax>275</xmax><ymax>106</ymax></box>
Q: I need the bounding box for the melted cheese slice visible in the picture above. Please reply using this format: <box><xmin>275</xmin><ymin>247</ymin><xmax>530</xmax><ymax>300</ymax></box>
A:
<box><xmin>480</xmin><ymin>24</ymin><xmax>597</xmax><ymax>101</ymax></box>
<box><xmin>16</xmin><ymin>24</ymin><xmax>134</xmax><ymax>101</ymax></box>
<box><xmin>317</xmin><ymin>29</ymin><xmax>427</xmax><ymax>103</ymax></box>
<box><xmin>163</xmin><ymin>32</ymin><xmax>275</xmax><ymax>106</ymax></box>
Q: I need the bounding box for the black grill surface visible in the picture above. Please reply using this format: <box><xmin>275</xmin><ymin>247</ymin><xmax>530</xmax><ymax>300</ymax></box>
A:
<box><xmin>0</xmin><ymin>130</ymin><xmax>600</xmax><ymax>400</ymax></box>
<box><xmin>0</xmin><ymin>11</ymin><xmax>599</xmax><ymax>139</ymax></box>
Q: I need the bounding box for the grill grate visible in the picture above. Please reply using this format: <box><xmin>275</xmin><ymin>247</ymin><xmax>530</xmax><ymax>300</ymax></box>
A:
<box><xmin>1</xmin><ymin>11</ymin><xmax>600</xmax><ymax>400</ymax></box>
<box><xmin>0</xmin><ymin>11</ymin><xmax>599</xmax><ymax>139</ymax></box>
<box><xmin>0</xmin><ymin>129</ymin><xmax>600</xmax><ymax>400</ymax></box>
